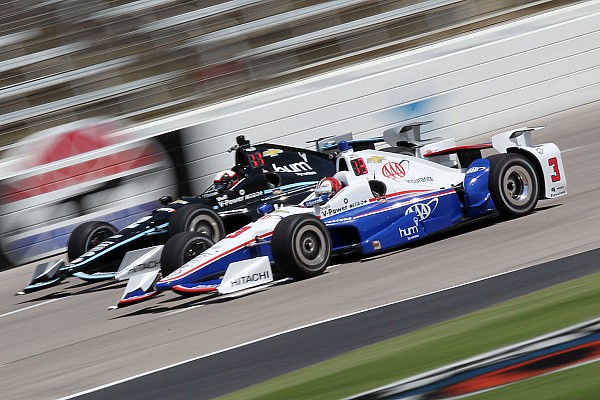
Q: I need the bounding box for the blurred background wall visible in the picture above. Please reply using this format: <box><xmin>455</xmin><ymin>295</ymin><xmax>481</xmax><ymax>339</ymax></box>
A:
<box><xmin>0</xmin><ymin>0</ymin><xmax>587</xmax><ymax>269</ymax></box>
<box><xmin>0</xmin><ymin>0</ymin><xmax>578</xmax><ymax>148</ymax></box>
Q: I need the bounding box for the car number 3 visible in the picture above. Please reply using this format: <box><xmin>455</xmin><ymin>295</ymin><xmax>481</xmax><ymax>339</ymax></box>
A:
<box><xmin>548</xmin><ymin>157</ymin><xmax>561</xmax><ymax>182</ymax></box>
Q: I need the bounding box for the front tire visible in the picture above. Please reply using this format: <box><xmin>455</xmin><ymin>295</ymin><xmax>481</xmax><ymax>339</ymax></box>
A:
<box><xmin>167</xmin><ymin>204</ymin><xmax>225</xmax><ymax>243</ymax></box>
<box><xmin>271</xmin><ymin>214</ymin><xmax>331</xmax><ymax>279</ymax></box>
<box><xmin>67</xmin><ymin>221</ymin><xmax>117</xmax><ymax>261</ymax></box>
<box><xmin>488</xmin><ymin>153</ymin><xmax>539</xmax><ymax>218</ymax></box>
<box><xmin>160</xmin><ymin>231</ymin><xmax>215</xmax><ymax>276</ymax></box>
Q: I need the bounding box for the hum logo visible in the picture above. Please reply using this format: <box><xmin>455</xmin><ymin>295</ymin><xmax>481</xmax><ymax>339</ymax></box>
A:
<box><xmin>399</xmin><ymin>217</ymin><xmax>421</xmax><ymax>240</ymax></box>
<box><xmin>272</xmin><ymin>161</ymin><xmax>313</xmax><ymax>173</ymax></box>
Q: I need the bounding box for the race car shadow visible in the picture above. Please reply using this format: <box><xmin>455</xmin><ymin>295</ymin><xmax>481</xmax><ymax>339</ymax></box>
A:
<box><xmin>205</xmin><ymin>278</ymin><xmax>298</xmax><ymax>305</ymax></box>
<box><xmin>532</xmin><ymin>203</ymin><xmax>562</xmax><ymax>212</ymax></box>
<box><xmin>110</xmin><ymin>293</ymin><xmax>219</xmax><ymax>317</ymax></box>
<box><xmin>16</xmin><ymin>279</ymin><xmax>126</xmax><ymax>304</ymax></box>
<box><xmin>110</xmin><ymin>279</ymin><xmax>298</xmax><ymax>318</ymax></box>
<box><xmin>16</xmin><ymin>290</ymin><xmax>71</xmax><ymax>304</ymax></box>
<box><xmin>66</xmin><ymin>279</ymin><xmax>126</xmax><ymax>292</ymax></box>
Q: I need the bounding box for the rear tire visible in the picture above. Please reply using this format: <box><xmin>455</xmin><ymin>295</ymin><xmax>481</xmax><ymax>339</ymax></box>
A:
<box><xmin>67</xmin><ymin>221</ymin><xmax>117</xmax><ymax>261</ymax></box>
<box><xmin>160</xmin><ymin>231</ymin><xmax>214</xmax><ymax>276</ymax></box>
<box><xmin>167</xmin><ymin>204</ymin><xmax>225</xmax><ymax>243</ymax></box>
<box><xmin>488</xmin><ymin>153</ymin><xmax>539</xmax><ymax>218</ymax></box>
<box><xmin>272</xmin><ymin>214</ymin><xmax>331</xmax><ymax>279</ymax></box>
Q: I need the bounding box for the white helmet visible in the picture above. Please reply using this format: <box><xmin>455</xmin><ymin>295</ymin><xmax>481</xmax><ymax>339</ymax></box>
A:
<box><xmin>315</xmin><ymin>177</ymin><xmax>343</xmax><ymax>197</ymax></box>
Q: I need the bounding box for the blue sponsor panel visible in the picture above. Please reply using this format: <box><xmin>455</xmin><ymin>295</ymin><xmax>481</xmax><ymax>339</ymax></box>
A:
<box><xmin>407</xmin><ymin>190</ymin><xmax>464</xmax><ymax>232</ymax></box>
<box><xmin>361</xmin><ymin>214</ymin><xmax>425</xmax><ymax>254</ymax></box>
<box><xmin>321</xmin><ymin>188</ymin><xmax>465</xmax><ymax>255</ymax></box>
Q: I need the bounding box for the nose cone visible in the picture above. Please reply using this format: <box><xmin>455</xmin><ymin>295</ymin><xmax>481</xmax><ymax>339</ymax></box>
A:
<box><xmin>57</xmin><ymin>263</ymin><xmax>79</xmax><ymax>277</ymax></box>
<box><xmin>155</xmin><ymin>278</ymin><xmax>176</xmax><ymax>291</ymax></box>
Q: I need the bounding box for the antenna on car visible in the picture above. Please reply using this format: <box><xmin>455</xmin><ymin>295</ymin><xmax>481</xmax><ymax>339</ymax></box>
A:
<box><xmin>229</xmin><ymin>135</ymin><xmax>252</xmax><ymax>152</ymax></box>
<box><xmin>236</xmin><ymin>135</ymin><xmax>250</xmax><ymax>146</ymax></box>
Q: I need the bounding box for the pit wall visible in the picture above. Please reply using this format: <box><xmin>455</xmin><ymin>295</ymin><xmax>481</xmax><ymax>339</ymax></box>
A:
<box><xmin>1</xmin><ymin>1</ymin><xmax>598</xmax><ymax>268</ymax></box>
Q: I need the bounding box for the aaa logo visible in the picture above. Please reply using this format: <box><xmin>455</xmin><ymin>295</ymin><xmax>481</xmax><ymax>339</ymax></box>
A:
<box><xmin>382</xmin><ymin>160</ymin><xmax>409</xmax><ymax>181</ymax></box>
<box><xmin>405</xmin><ymin>198</ymin><xmax>439</xmax><ymax>221</ymax></box>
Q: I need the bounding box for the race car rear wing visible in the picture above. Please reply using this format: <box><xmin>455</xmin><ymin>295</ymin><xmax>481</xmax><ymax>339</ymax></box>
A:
<box><xmin>491</xmin><ymin>126</ymin><xmax>566</xmax><ymax>199</ymax></box>
<box><xmin>382</xmin><ymin>121</ymin><xmax>436</xmax><ymax>147</ymax></box>
<box><xmin>425</xmin><ymin>126</ymin><xmax>566</xmax><ymax>199</ymax></box>
<box><xmin>312</xmin><ymin>133</ymin><xmax>385</xmax><ymax>153</ymax></box>
<box><xmin>314</xmin><ymin>121</ymin><xmax>453</xmax><ymax>153</ymax></box>
<box><xmin>491</xmin><ymin>126</ymin><xmax>544</xmax><ymax>152</ymax></box>
<box><xmin>423</xmin><ymin>143</ymin><xmax>493</xmax><ymax>168</ymax></box>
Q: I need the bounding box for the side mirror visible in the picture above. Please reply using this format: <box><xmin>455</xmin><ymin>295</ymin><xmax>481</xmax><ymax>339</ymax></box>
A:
<box><xmin>159</xmin><ymin>196</ymin><xmax>173</xmax><ymax>205</ymax></box>
<box><xmin>257</xmin><ymin>203</ymin><xmax>275</xmax><ymax>215</ymax></box>
<box><xmin>303</xmin><ymin>195</ymin><xmax>328</xmax><ymax>208</ymax></box>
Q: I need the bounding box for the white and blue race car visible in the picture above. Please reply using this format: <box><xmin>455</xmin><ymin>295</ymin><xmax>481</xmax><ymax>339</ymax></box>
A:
<box><xmin>113</xmin><ymin>125</ymin><xmax>566</xmax><ymax>308</ymax></box>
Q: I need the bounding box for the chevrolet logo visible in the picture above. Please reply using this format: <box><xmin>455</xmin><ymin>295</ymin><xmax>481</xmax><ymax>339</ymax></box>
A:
<box><xmin>367</xmin><ymin>155</ymin><xmax>386</xmax><ymax>163</ymax></box>
<box><xmin>263</xmin><ymin>148</ymin><xmax>283</xmax><ymax>157</ymax></box>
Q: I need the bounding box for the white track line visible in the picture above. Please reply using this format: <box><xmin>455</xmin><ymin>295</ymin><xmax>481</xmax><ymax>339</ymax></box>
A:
<box><xmin>0</xmin><ymin>296</ymin><xmax>70</xmax><ymax>319</ymax></box>
<box><xmin>165</xmin><ymin>304</ymin><xmax>204</xmax><ymax>316</ymax></box>
<box><xmin>562</xmin><ymin>146</ymin><xmax>582</xmax><ymax>153</ymax></box>
<box><xmin>58</xmin><ymin>264</ymin><xmax>537</xmax><ymax>400</ymax></box>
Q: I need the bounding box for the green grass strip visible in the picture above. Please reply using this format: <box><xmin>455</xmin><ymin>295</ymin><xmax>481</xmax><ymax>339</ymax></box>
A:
<box><xmin>218</xmin><ymin>270</ymin><xmax>600</xmax><ymax>400</ymax></box>
<box><xmin>467</xmin><ymin>359</ymin><xmax>600</xmax><ymax>399</ymax></box>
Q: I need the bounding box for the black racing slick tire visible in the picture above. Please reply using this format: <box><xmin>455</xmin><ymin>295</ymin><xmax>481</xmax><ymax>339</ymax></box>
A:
<box><xmin>167</xmin><ymin>204</ymin><xmax>225</xmax><ymax>243</ymax></box>
<box><xmin>271</xmin><ymin>214</ymin><xmax>331</xmax><ymax>280</ymax></box>
<box><xmin>488</xmin><ymin>153</ymin><xmax>540</xmax><ymax>219</ymax></box>
<box><xmin>160</xmin><ymin>231</ymin><xmax>215</xmax><ymax>276</ymax></box>
<box><xmin>67</xmin><ymin>221</ymin><xmax>118</xmax><ymax>262</ymax></box>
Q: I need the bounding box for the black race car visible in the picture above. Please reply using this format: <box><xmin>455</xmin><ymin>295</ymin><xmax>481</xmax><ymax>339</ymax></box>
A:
<box><xmin>21</xmin><ymin>135</ymin><xmax>335</xmax><ymax>293</ymax></box>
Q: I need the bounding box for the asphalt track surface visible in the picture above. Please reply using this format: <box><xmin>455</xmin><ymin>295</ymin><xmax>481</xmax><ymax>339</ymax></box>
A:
<box><xmin>1</xmin><ymin>101</ymin><xmax>599</xmax><ymax>400</ymax></box>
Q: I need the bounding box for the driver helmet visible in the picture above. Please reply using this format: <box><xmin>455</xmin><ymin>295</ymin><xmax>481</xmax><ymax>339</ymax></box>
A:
<box><xmin>214</xmin><ymin>170</ymin><xmax>240</xmax><ymax>193</ymax></box>
<box><xmin>315</xmin><ymin>177</ymin><xmax>343</xmax><ymax>197</ymax></box>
